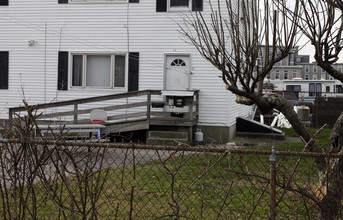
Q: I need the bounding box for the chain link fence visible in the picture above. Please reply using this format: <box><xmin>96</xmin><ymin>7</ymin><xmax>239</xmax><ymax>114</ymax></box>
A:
<box><xmin>0</xmin><ymin>139</ymin><xmax>340</xmax><ymax>219</ymax></box>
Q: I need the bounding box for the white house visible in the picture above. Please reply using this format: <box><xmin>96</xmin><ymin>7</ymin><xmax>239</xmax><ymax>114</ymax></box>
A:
<box><xmin>0</xmin><ymin>0</ymin><xmax>253</xmax><ymax>143</ymax></box>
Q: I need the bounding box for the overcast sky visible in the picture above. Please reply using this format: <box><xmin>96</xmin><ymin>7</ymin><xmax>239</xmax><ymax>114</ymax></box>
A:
<box><xmin>285</xmin><ymin>0</ymin><xmax>343</xmax><ymax>63</ymax></box>
<box><xmin>284</xmin><ymin>0</ymin><xmax>315</xmax><ymax>62</ymax></box>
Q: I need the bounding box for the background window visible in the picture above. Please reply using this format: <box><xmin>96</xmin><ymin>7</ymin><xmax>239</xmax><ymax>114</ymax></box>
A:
<box><xmin>309</xmin><ymin>83</ymin><xmax>322</xmax><ymax>96</ymax></box>
<box><xmin>336</xmin><ymin>85</ymin><xmax>343</xmax><ymax>93</ymax></box>
<box><xmin>275</xmin><ymin>71</ymin><xmax>280</xmax><ymax>79</ymax></box>
<box><xmin>309</xmin><ymin>83</ymin><xmax>315</xmax><ymax>96</ymax></box>
<box><xmin>286</xmin><ymin>85</ymin><xmax>301</xmax><ymax>92</ymax></box>
<box><xmin>292</xmin><ymin>71</ymin><xmax>297</xmax><ymax>79</ymax></box>
<box><xmin>284</xmin><ymin>71</ymin><xmax>288</xmax><ymax>79</ymax></box>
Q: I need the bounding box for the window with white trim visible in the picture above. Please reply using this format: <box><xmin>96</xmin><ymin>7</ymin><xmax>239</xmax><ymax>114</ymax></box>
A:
<box><xmin>321</xmin><ymin>73</ymin><xmax>326</xmax><ymax>80</ymax></box>
<box><xmin>284</xmin><ymin>70</ymin><xmax>288</xmax><ymax>79</ymax></box>
<box><xmin>157</xmin><ymin>0</ymin><xmax>202</xmax><ymax>12</ymax></box>
<box><xmin>71</xmin><ymin>53</ymin><xmax>126</xmax><ymax>88</ymax></box>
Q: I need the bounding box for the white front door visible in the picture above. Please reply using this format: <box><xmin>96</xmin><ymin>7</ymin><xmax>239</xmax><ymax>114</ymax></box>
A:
<box><xmin>165</xmin><ymin>55</ymin><xmax>190</xmax><ymax>90</ymax></box>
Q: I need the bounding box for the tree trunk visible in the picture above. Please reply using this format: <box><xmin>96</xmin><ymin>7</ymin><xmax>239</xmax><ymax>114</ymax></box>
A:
<box><xmin>317</xmin><ymin>112</ymin><xmax>343</xmax><ymax>219</ymax></box>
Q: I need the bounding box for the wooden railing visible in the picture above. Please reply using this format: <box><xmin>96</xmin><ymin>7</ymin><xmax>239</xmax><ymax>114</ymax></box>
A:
<box><xmin>9</xmin><ymin>90</ymin><xmax>199</xmax><ymax>129</ymax></box>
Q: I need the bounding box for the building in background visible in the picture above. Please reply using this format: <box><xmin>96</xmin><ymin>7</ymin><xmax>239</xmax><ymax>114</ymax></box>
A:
<box><xmin>261</xmin><ymin>46</ymin><xmax>343</xmax><ymax>99</ymax></box>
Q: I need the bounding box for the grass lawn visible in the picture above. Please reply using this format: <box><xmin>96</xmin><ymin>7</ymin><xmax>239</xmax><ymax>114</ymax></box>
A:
<box><xmin>277</xmin><ymin>127</ymin><xmax>332</xmax><ymax>151</ymax></box>
<box><xmin>1</xmin><ymin>127</ymin><xmax>330</xmax><ymax>219</ymax></box>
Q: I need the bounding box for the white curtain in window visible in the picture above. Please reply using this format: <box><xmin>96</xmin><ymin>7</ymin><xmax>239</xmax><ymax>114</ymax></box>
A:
<box><xmin>86</xmin><ymin>55</ymin><xmax>111</xmax><ymax>87</ymax></box>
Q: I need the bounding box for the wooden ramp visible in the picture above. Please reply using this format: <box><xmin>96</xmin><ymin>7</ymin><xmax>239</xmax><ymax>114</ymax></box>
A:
<box><xmin>9</xmin><ymin>90</ymin><xmax>199</xmax><ymax>142</ymax></box>
<box><xmin>103</xmin><ymin>119</ymin><xmax>149</xmax><ymax>133</ymax></box>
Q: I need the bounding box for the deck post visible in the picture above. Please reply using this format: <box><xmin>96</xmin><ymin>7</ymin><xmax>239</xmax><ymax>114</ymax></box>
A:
<box><xmin>196</xmin><ymin>91</ymin><xmax>199</xmax><ymax>121</ymax></box>
<box><xmin>8</xmin><ymin>110</ymin><xmax>13</xmax><ymax>128</ymax></box>
<box><xmin>189</xmin><ymin>92</ymin><xmax>194</xmax><ymax>121</ymax></box>
<box><xmin>147</xmin><ymin>91</ymin><xmax>151</xmax><ymax>123</ymax></box>
<box><xmin>73</xmin><ymin>102</ymin><xmax>78</xmax><ymax>124</ymax></box>
<box><xmin>8</xmin><ymin>110</ymin><xmax>13</xmax><ymax>121</ymax></box>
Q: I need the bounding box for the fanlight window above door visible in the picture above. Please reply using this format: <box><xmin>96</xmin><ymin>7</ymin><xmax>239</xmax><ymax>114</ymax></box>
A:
<box><xmin>171</xmin><ymin>59</ymin><xmax>186</xmax><ymax>66</ymax></box>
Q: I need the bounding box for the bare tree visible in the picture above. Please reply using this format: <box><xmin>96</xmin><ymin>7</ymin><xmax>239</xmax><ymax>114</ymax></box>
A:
<box><xmin>180</xmin><ymin>0</ymin><xmax>343</xmax><ymax>218</ymax></box>
<box><xmin>326</xmin><ymin>0</ymin><xmax>343</xmax><ymax>14</ymax></box>
<box><xmin>0</xmin><ymin>102</ymin><xmax>52</xmax><ymax>219</ymax></box>
<box><xmin>180</xmin><ymin>1</ymin><xmax>319</xmax><ymax>149</ymax></box>
<box><xmin>293</xmin><ymin>0</ymin><xmax>343</xmax><ymax>218</ymax></box>
<box><xmin>298</xmin><ymin>0</ymin><xmax>343</xmax><ymax>82</ymax></box>
<box><xmin>180</xmin><ymin>0</ymin><xmax>311</xmax><ymax>139</ymax></box>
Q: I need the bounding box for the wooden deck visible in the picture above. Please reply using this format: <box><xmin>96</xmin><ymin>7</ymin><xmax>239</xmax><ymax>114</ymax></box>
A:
<box><xmin>8</xmin><ymin>90</ymin><xmax>199</xmax><ymax>139</ymax></box>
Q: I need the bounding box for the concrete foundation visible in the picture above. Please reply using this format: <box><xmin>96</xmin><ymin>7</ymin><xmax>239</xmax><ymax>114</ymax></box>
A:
<box><xmin>197</xmin><ymin>125</ymin><xmax>235</xmax><ymax>144</ymax></box>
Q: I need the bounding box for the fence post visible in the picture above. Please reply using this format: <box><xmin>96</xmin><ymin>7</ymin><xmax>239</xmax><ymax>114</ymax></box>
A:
<box><xmin>269</xmin><ymin>147</ymin><xmax>277</xmax><ymax>220</ymax></box>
